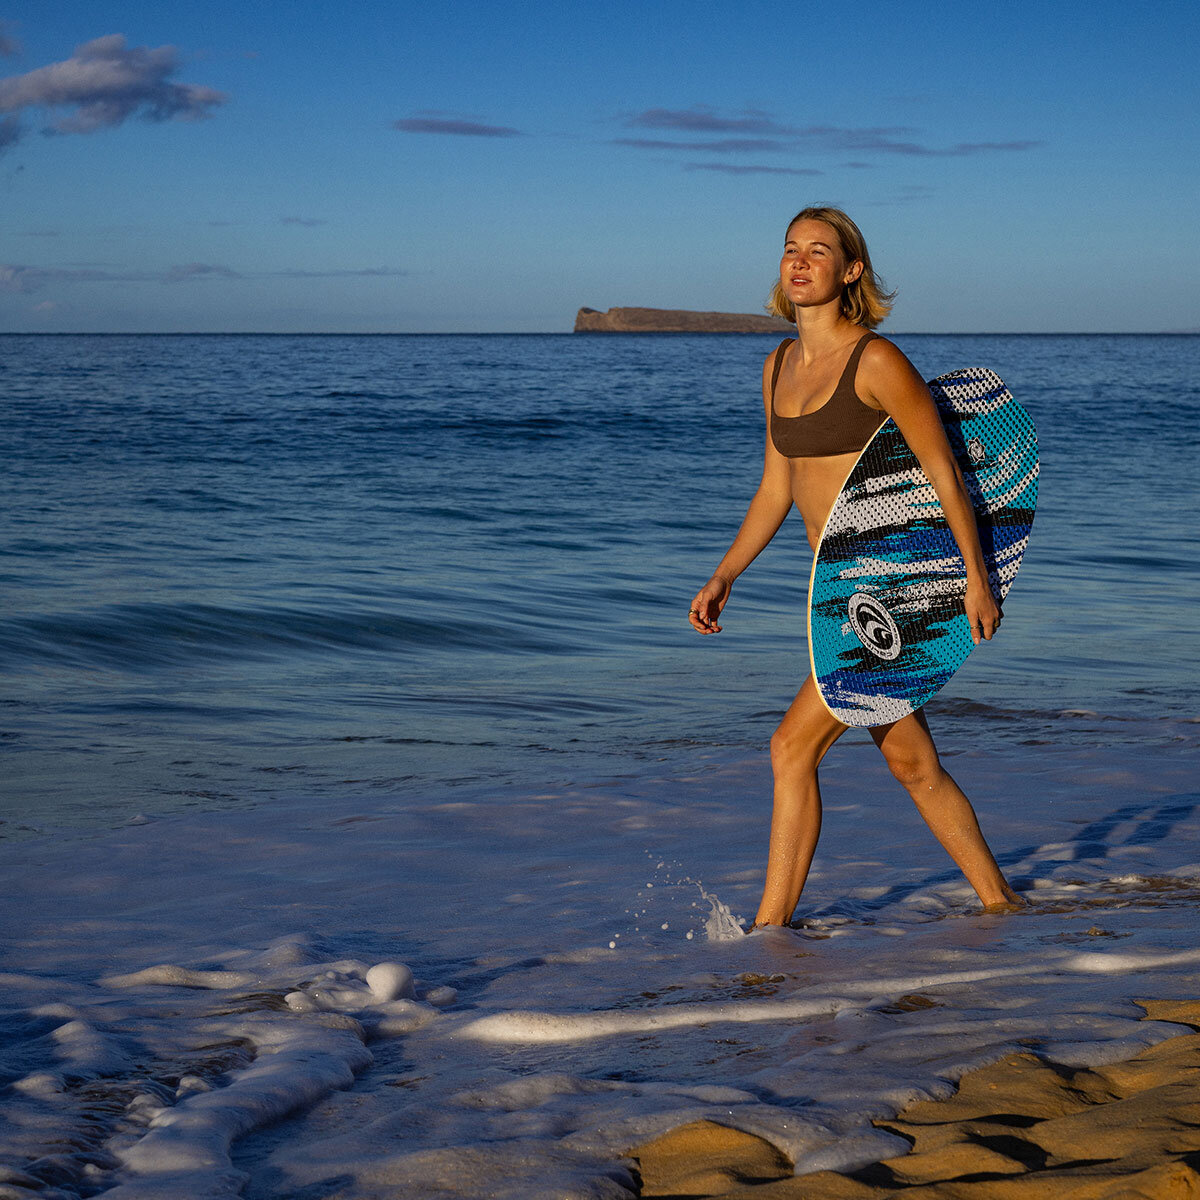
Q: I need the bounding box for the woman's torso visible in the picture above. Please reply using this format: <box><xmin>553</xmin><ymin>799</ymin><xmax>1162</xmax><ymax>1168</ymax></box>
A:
<box><xmin>769</xmin><ymin>330</ymin><xmax>885</xmax><ymax>547</ymax></box>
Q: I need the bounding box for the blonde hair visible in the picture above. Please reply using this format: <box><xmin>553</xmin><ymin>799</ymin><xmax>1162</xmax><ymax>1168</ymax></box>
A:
<box><xmin>766</xmin><ymin>206</ymin><xmax>895</xmax><ymax>329</ymax></box>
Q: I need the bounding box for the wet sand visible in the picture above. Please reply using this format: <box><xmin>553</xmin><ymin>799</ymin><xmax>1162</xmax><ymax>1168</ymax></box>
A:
<box><xmin>627</xmin><ymin>998</ymin><xmax>1200</xmax><ymax>1198</ymax></box>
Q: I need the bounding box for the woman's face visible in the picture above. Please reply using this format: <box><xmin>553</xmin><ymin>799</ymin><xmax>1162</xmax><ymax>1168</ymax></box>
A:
<box><xmin>779</xmin><ymin>219</ymin><xmax>860</xmax><ymax>311</ymax></box>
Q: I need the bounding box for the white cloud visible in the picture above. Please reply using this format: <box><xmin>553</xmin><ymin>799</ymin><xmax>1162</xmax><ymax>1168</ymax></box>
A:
<box><xmin>0</xmin><ymin>34</ymin><xmax>226</xmax><ymax>147</ymax></box>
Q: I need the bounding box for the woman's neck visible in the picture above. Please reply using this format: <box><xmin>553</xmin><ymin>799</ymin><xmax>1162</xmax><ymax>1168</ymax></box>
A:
<box><xmin>791</xmin><ymin>307</ymin><xmax>860</xmax><ymax>361</ymax></box>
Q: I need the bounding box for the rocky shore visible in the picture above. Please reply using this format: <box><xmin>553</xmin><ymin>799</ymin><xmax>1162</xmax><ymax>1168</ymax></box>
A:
<box><xmin>574</xmin><ymin>306</ymin><xmax>791</xmax><ymax>333</ymax></box>
<box><xmin>625</xmin><ymin>997</ymin><xmax>1200</xmax><ymax>1198</ymax></box>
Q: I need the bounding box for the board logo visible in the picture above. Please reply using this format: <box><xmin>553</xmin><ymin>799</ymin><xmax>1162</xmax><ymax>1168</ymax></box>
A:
<box><xmin>967</xmin><ymin>437</ymin><xmax>986</xmax><ymax>464</ymax></box>
<box><xmin>847</xmin><ymin>593</ymin><xmax>902</xmax><ymax>661</ymax></box>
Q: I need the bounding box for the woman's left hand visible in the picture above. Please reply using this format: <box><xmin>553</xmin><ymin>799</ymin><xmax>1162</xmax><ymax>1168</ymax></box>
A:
<box><xmin>964</xmin><ymin>577</ymin><xmax>1001</xmax><ymax>645</ymax></box>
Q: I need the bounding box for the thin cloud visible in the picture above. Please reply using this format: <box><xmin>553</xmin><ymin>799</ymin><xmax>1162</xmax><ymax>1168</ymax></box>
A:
<box><xmin>792</xmin><ymin>125</ymin><xmax>914</xmax><ymax>141</ymax></box>
<box><xmin>864</xmin><ymin>185</ymin><xmax>939</xmax><ymax>207</ymax></box>
<box><xmin>841</xmin><ymin>132</ymin><xmax>1042</xmax><ymax>156</ymax></box>
<box><xmin>393</xmin><ymin>113</ymin><xmax>521</xmax><ymax>137</ymax></box>
<box><xmin>281</xmin><ymin>216</ymin><xmax>327</xmax><ymax>227</ymax></box>
<box><xmin>0</xmin><ymin>265</ymin><xmax>35</xmax><ymax>291</ymax></box>
<box><xmin>23</xmin><ymin>229</ymin><xmax>61</xmax><ymax>236</ymax></box>
<box><xmin>1</xmin><ymin>262</ymin><xmax>408</xmax><ymax>292</ymax></box>
<box><xmin>0</xmin><ymin>22</ymin><xmax>20</xmax><ymax>58</ymax></box>
<box><xmin>610</xmin><ymin>113</ymin><xmax>1041</xmax><ymax>161</ymax></box>
<box><xmin>0</xmin><ymin>114</ymin><xmax>20</xmax><ymax>149</ymax></box>
<box><xmin>788</xmin><ymin>127</ymin><xmax>1041</xmax><ymax>156</ymax></box>
<box><xmin>1</xmin><ymin>264</ymin><xmax>141</xmax><ymax>291</ymax></box>
<box><xmin>684</xmin><ymin>163</ymin><xmax>821</xmax><ymax>176</ymax></box>
<box><xmin>625</xmin><ymin>106</ymin><xmax>792</xmax><ymax>134</ymax></box>
<box><xmin>0</xmin><ymin>34</ymin><xmax>227</xmax><ymax>147</ymax></box>
<box><xmin>2</xmin><ymin>262</ymin><xmax>239</xmax><ymax>290</ymax></box>
<box><xmin>163</xmin><ymin>262</ymin><xmax>240</xmax><ymax>282</ymax></box>
<box><xmin>948</xmin><ymin>140</ymin><xmax>1041</xmax><ymax>155</ymax></box>
<box><xmin>272</xmin><ymin>267</ymin><xmax>407</xmax><ymax>278</ymax></box>
<box><xmin>612</xmin><ymin>136</ymin><xmax>783</xmax><ymax>154</ymax></box>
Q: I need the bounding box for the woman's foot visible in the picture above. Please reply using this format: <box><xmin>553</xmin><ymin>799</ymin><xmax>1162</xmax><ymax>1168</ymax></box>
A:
<box><xmin>980</xmin><ymin>883</ymin><xmax>1025</xmax><ymax>913</ymax></box>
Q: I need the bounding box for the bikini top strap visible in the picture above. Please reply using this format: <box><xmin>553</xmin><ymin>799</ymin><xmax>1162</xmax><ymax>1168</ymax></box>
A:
<box><xmin>769</xmin><ymin>338</ymin><xmax>794</xmax><ymax>406</ymax></box>
<box><xmin>835</xmin><ymin>331</ymin><xmax>879</xmax><ymax>394</ymax></box>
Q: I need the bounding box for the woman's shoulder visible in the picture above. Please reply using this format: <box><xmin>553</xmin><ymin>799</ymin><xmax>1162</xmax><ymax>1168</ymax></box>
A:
<box><xmin>858</xmin><ymin>333</ymin><xmax>929</xmax><ymax>406</ymax></box>
<box><xmin>859</xmin><ymin>332</ymin><xmax>915</xmax><ymax>374</ymax></box>
<box><xmin>860</xmin><ymin>328</ymin><xmax>897</xmax><ymax>352</ymax></box>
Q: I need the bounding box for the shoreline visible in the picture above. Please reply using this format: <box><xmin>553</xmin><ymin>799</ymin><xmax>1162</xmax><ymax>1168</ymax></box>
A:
<box><xmin>2</xmin><ymin>736</ymin><xmax>1198</xmax><ymax>1197</ymax></box>
<box><xmin>627</xmin><ymin>997</ymin><xmax>1200</xmax><ymax>1197</ymax></box>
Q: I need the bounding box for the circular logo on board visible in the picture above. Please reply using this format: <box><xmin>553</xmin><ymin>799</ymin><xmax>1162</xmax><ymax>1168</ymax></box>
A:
<box><xmin>847</xmin><ymin>593</ymin><xmax>902</xmax><ymax>661</ymax></box>
<box><xmin>967</xmin><ymin>436</ymin><xmax>986</xmax><ymax>464</ymax></box>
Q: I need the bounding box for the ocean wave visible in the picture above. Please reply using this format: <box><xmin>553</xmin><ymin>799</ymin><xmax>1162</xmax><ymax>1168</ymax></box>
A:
<box><xmin>0</xmin><ymin>601</ymin><xmax>574</xmax><ymax>672</ymax></box>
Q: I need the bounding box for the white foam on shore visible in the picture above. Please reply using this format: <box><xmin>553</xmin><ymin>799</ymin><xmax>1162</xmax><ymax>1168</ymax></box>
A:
<box><xmin>2</xmin><ymin>734</ymin><xmax>1198</xmax><ymax>1198</ymax></box>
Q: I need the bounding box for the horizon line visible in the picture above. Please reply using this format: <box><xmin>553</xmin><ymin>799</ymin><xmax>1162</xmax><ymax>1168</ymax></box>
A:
<box><xmin>3</xmin><ymin>330</ymin><xmax>1197</xmax><ymax>337</ymax></box>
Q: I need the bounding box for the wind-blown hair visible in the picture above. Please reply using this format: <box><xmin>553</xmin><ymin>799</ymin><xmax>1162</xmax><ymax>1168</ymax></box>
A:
<box><xmin>766</xmin><ymin>206</ymin><xmax>895</xmax><ymax>329</ymax></box>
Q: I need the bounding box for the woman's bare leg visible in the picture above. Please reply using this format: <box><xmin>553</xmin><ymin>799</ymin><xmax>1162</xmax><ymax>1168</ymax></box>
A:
<box><xmin>752</xmin><ymin>677</ymin><xmax>847</xmax><ymax>928</ymax></box>
<box><xmin>870</xmin><ymin>709</ymin><xmax>1019</xmax><ymax>908</ymax></box>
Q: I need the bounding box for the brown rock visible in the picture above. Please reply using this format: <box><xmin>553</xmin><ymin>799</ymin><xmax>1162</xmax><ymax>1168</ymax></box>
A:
<box><xmin>1097</xmin><ymin>1040</ymin><xmax>1200</xmax><ymax>1096</ymax></box>
<box><xmin>895</xmin><ymin>1158</ymin><xmax>1200</xmax><ymax>1198</ymax></box>
<box><xmin>879</xmin><ymin>1118</ymin><xmax>1012</xmax><ymax>1157</ymax></box>
<box><xmin>715</xmin><ymin>1172</ymin><xmax>890</xmax><ymax>1199</ymax></box>
<box><xmin>1089</xmin><ymin>1159</ymin><xmax>1200</xmax><ymax>1199</ymax></box>
<box><xmin>626</xmin><ymin>1119</ymin><xmax>792</xmax><ymax>1196</ymax></box>
<box><xmin>890</xmin><ymin>1171</ymin><xmax>1088</xmax><ymax>1199</ymax></box>
<box><xmin>894</xmin><ymin>1054</ymin><xmax>1113</xmax><ymax>1127</ymax></box>
<box><xmin>1091</xmin><ymin>1032</ymin><xmax>1200</xmax><ymax>1096</ymax></box>
<box><xmin>881</xmin><ymin>1140</ymin><xmax>1029</xmax><ymax>1185</ymax></box>
<box><xmin>641</xmin><ymin>1008</ymin><xmax>1200</xmax><ymax>1200</ymax></box>
<box><xmin>574</xmin><ymin>306</ymin><xmax>791</xmax><ymax>333</ymax></box>
<box><xmin>1025</xmin><ymin>1080</ymin><xmax>1200</xmax><ymax>1167</ymax></box>
<box><xmin>1135</xmin><ymin>998</ymin><xmax>1200</xmax><ymax>1028</ymax></box>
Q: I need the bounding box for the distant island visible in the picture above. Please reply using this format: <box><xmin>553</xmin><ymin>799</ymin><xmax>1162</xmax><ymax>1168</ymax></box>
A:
<box><xmin>574</xmin><ymin>306</ymin><xmax>792</xmax><ymax>333</ymax></box>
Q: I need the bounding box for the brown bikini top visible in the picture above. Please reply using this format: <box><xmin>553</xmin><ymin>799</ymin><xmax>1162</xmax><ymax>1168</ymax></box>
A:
<box><xmin>769</xmin><ymin>331</ymin><xmax>885</xmax><ymax>458</ymax></box>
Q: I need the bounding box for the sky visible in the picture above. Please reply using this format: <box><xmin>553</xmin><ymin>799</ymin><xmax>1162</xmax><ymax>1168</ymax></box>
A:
<box><xmin>0</xmin><ymin>1</ymin><xmax>1197</xmax><ymax>333</ymax></box>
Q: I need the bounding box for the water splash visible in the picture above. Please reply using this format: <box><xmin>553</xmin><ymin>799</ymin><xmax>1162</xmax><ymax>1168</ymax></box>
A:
<box><xmin>636</xmin><ymin>852</ymin><xmax>747</xmax><ymax>941</ymax></box>
<box><xmin>698</xmin><ymin>884</ymin><xmax>747</xmax><ymax>941</ymax></box>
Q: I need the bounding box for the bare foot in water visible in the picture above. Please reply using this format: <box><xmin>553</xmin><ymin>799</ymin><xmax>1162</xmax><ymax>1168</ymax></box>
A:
<box><xmin>983</xmin><ymin>887</ymin><xmax>1026</xmax><ymax>914</ymax></box>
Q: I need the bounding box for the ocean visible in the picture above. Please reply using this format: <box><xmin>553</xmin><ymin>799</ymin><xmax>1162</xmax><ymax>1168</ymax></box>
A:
<box><xmin>1</xmin><ymin>333</ymin><xmax>1197</xmax><ymax>1198</ymax></box>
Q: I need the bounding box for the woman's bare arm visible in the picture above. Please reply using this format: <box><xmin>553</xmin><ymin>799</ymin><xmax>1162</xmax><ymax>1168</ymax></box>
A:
<box><xmin>858</xmin><ymin>340</ymin><xmax>1001</xmax><ymax>644</ymax></box>
<box><xmin>689</xmin><ymin>353</ymin><xmax>795</xmax><ymax>634</ymax></box>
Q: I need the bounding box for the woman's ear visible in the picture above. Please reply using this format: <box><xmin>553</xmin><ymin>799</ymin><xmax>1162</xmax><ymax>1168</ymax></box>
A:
<box><xmin>844</xmin><ymin>260</ymin><xmax>864</xmax><ymax>285</ymax></box>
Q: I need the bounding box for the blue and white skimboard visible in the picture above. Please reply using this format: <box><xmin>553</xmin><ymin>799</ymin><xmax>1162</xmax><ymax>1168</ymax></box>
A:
<box><xmin>808</xmin><ymin>367</ymin><xmax>1039</xmax><ymax>727</ymax></box>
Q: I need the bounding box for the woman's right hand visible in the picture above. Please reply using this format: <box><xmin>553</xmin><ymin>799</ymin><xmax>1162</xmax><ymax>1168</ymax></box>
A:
<box><xmin>689</xmin><ymin>574</ymin><xmax>731</xmax><ymax>634</ymax></box>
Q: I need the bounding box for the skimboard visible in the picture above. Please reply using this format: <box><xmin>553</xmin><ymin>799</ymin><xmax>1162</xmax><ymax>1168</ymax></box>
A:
<box><xmin>808</xmin><ymin>367</ymin><xmax>1038</xmax><ymax>727</ymax></box>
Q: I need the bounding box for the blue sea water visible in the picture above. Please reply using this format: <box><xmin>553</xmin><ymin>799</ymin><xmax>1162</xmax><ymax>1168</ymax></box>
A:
<box><xmin>2</xmin><ymin>333</ymin><xmax>1200</xmax><ymax>1200</ymax></box>
<box><xmin>2</xmin><ymin>333</ymin><xmax>1197</xmax><ymax>829</ymax></box>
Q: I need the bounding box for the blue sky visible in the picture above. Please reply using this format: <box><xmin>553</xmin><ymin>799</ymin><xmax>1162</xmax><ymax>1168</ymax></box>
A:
<box><xmin>1</xmin><ymin>1</ymin><xmax>1197</xmax><ymax>332</ymax></box>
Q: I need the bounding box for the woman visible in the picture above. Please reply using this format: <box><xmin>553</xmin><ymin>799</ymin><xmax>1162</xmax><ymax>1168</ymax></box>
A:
<box><xmin>689</xmin><ymin>206</ymin><xmax>1019</xmax><ymax>931</ymax></box>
